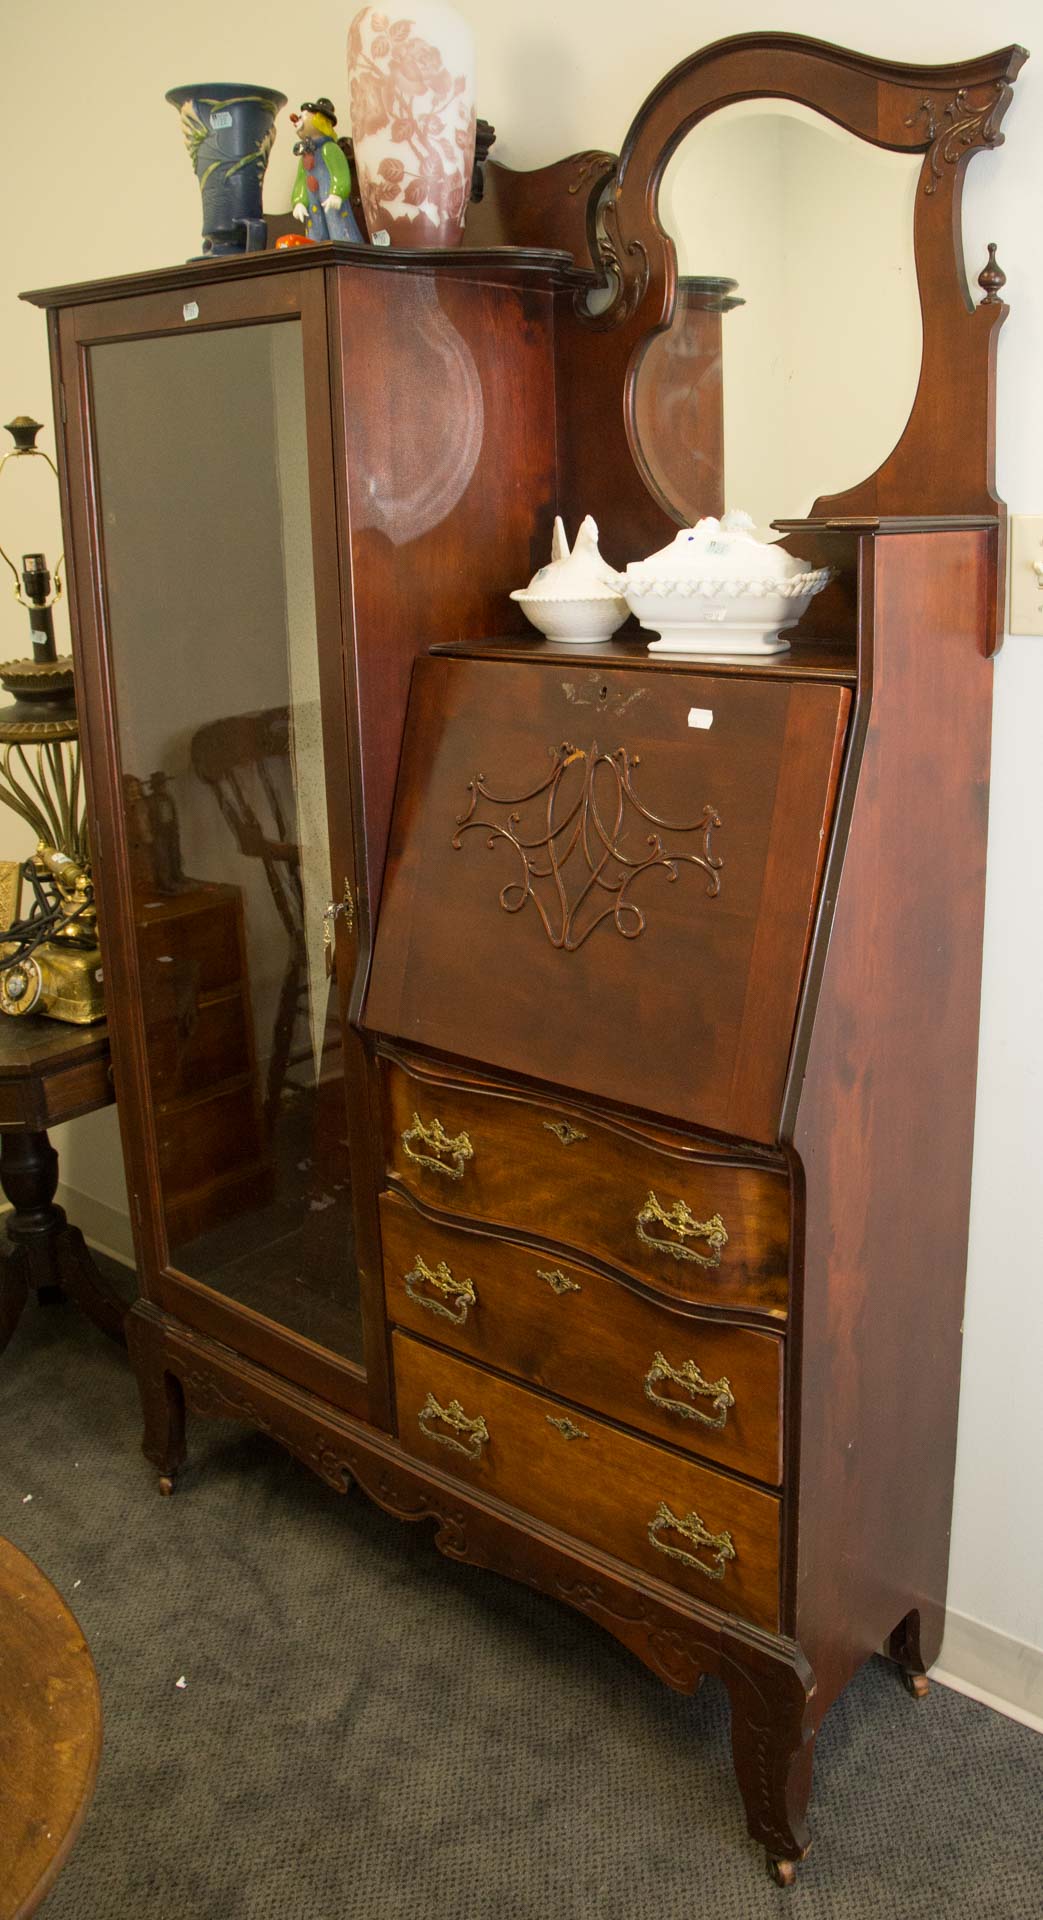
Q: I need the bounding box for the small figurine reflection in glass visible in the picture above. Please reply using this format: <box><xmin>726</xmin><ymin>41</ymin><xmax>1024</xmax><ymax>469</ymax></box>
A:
<box><xmin>290</xmin><ymin>99</ymin><xmax>363</xmax><ymax>242</ymax></box>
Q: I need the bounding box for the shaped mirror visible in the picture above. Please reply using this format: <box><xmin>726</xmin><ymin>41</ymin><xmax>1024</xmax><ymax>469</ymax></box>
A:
<box><xmin>633</xmin><ymin>101</ymin><xmax>924</xmax><ymax>530</ymax></box>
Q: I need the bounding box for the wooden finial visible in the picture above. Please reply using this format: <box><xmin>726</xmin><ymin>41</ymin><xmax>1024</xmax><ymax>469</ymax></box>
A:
<box><xmin>978</xmin><ymin>242</ymin><xmax>1006</xmax><ymax>306</ymax></box>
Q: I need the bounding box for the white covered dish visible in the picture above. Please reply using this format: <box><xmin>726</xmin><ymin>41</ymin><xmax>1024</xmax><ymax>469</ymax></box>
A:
<box><xmin>623</xmin><ymin>510</ymin><xmax>832</xmax><ymax>655</ymax></box>
<box><xmin>511</xmin><ymin>515</ymin><xmax>629</xmax><ymax>644</ymax></box>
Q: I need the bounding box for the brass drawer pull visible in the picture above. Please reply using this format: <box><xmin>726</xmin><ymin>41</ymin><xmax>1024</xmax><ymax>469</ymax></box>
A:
<box><xmin>644</xmin><ymin>1351</ymin><xmax>735</xmax><ymax>1430</ymax></box>
<box><xmin>636</xmin><ymin>1191</ymin><xmax>728</xmax><ymax>1267</ymax></box>
<box><xmin>401</xmin><ymin>1111</ymin><xmax>474</xmax><ymax>1180</ymax></box>
<box><xmin>537</xmin><ymin>1266</ymin><xmax>581</xmax><ymax>1295</ymax></box>
<box><xmin>404</xmin><ymin>1256</ymin><xmax>476</xmax><ymax>1326</ymax></box>
<box><xmin>322</xmin><ymin>880</ymin><xmax>355</xmax><ymax>948</ymax></box>
<box><xmin>648</xmin><ymin>1500</ymin><xmax>736</xmax><ymax>1582</ymax></box>
<box><xmin>543</xmin><ymin>1119</ymin><xmax>587</xmax><ymax>1146</ymax></box>
<box><xmin>546</xmin><ymin>1414</ymin><xmax>589</xmax><ymax>1442</ymax></box>
<box><xmin>417</xmin><ymin>1391</ymin><xmax>489</xmax><ymax>1461</ymax></box>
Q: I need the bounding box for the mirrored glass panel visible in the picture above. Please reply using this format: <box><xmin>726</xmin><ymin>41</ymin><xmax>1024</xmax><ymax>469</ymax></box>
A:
<box><xmin>634</xmin><ymin>101</ymin><xmax>923</xmax><ymax>530</ymax></box>
<box><xmin>89</xmin><ymin>322</ymin><xmax>363</xmax><ymax>1366</ymax></box>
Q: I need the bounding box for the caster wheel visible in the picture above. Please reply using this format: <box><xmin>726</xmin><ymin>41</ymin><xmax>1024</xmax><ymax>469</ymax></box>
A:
<box><xmin>901</xmin><ymin>1670</ymin><xmax>930</xmax><ymax>1700</ymax></box>
<box><xmin>158</xmin><ymin>1474</ymin><xmax>176</xmax><ymax>1497</ymax></box>
<box><xmin>767</xmin><ymin>1856</ymin><xmax>798</xmax><ymax>1887</ymax></box>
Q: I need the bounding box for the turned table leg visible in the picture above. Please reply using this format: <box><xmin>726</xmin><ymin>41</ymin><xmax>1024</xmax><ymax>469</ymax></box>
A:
<box><xmin>0</xmin><ymin>1128</ymin><xmax>127</xmax><ymax>1344</ymax></box>
<box><xmin>0</xmin><ymin>1245</ymin><xmax>28</xmax><ymax>1353</ymax></box>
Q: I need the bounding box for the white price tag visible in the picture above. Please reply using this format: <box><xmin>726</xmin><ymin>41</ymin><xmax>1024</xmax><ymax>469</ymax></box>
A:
<box><xmin>687</xmin><ymin>708</ymin><xmax>714</xmax><ymax>730</ymax></box>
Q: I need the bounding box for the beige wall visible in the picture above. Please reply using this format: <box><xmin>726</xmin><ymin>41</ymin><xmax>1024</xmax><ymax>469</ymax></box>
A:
<box><xmin>1</xmin><ymin>0</ymin><xmax>1041</xmax><ymax>1702</ymax></box>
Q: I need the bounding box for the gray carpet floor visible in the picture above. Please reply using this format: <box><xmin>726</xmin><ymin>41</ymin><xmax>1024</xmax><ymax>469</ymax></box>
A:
<box><xmin>2</xmin><ymin>1283</ymin><xmax>1041</xmax><ymax>1920</ymax></box>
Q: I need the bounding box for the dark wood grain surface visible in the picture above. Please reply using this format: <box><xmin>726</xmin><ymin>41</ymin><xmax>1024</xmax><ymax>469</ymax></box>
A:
<box><xmin>393</xmin><ymin>1330</ymin><xmax>781</xmax><ymax>1631</ymax></box>
<box><xmin>30</xmin><ymin>34</ymin><xmax>1022</xmax><ymax>1874</ymax></box>
<box><xmin>381</xmin><ymin>1189</ymin><xmax>784</xmax><ymax>1484</ymax></box>
<box><xmin>365</xmin><ymin>658</ymin><xmax>850</xmax><ymax>1141</ymax></box>
<box><xmin>0</xmin><ymin>1539</ymin><xmax>101</xmax><ymax>1920</ymax></box>
<box><xmin>0</xmin><ymin>1018</ymin><xmax>110</xmax><ymax>1132</ymax></box>
<box><xmin>380</xmin><ymin>1055</ymin><xmax>790</xmax><ymax>1317</ymax></box>
<box><xmin>788</xmin><ymin>528</ymin><xmax>994</xmax><ymax>1718</ymax></box>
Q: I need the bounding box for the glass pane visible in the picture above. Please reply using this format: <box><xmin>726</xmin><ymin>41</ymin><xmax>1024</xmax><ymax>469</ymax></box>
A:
<box><xmin>89</xmin><ymin>322</ymin><xmax>363</xmax><ymax>1366</ymax></box>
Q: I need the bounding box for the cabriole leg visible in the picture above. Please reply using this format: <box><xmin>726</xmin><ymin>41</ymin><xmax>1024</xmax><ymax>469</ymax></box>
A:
<box><xmin>888</xmin><ymin>1604</ymin><xmax>942</xmax><ymax>1700</ymax></box>
<box><xmin>126</xmin><ymin>1306</ymin><xmax>187</xmax><ymax>1494</ymax></box>
<box><xmin>723</xmin><ymin>1655</ymin><xmax>816</xmax><ymax>1887</ymax></box>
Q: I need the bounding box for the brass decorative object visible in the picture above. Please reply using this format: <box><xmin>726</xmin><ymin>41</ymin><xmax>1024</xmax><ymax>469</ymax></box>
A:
<box><xmin>647</xmin><ymin>1500</ymin><xmax>737</xmax><ymax>1581</ymax></box>
<box><xmin>0</xmin><ymin>417</ymin><xmax>102</xmax><ymax>1023</ymax></box>
<box><xmin>404</xmin><ymin>1255</ymin><xmax>476</xmax><ymax>1325</ymax></box>
<box><xmin>0</xmin><ymin>860</ymin><xmax>22</xmax><ymax>933</ymax></box>
<box><xmin>417</xmin><ymin>1391</ymin><xmax>489</xmax><ymax>1461</ymax></box>
<box><xmin>635</xmin><ymin>1191</ymin><xmax>728</xmax><ymax>1267</ymax></box>
<box><xmin>453</xmin><ymin>739</ymin><xmax>722</xmax><ymax>952</ymax></box>
<box><xmin>644</xmin><ymin>1350</ymin><xmax>735</xmax><ymax>1429</ymax></box>
<box><xmin>401</xmin><ymin>1111</ymin><xmax>474</xmax><ymax>1180</ymax></box>
<box><xmin>543</xmin><ymin>1118</ymin><xmax>587</xmax><ymax>1146</ymax></box>
<box><xmin>546</xmin><ymin>1414</ymin><xmax>589</xmax><ymax>1442</ymax></box>
<box><xmin>322</xmin><ymin>878</ymin><xmax>355</xmax><ymax>951</ymax></box>
<box><xmin>537</xmin><ymin>1266</ymin><xmax>582</xmax><ymax>1295</ymax></box>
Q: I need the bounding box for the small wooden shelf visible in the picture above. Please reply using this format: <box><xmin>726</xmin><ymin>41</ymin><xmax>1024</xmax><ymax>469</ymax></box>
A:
<box><xmin>430</xmin><ymin>633</ymin><xmax>858</xmax><ymax>685</ymax></box>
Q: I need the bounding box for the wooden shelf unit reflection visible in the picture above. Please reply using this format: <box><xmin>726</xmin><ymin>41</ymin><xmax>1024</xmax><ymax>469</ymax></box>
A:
<box><xmin>26</xmin><ymin>27</ymin><xmax>1025</xmax><ymax>1885</ymax></box>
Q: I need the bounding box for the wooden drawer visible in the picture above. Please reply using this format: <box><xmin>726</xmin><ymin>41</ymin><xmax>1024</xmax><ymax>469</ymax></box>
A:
<box><xmin>381</xmin><ymin>1191</ymin><xmax>784</xmax><ymax>1484</ymax></box>
<box><xmin>382</xmin><ymin>1057</ymin><xmax>789</xmax><ymax>1318</ymax></box>
<box><xmin>136</xmin><ymin>886</ymin><xmax>245</xmax><ymax>997</ymax></box>
<box><xmin>393</xmin><ymin>1332</ymin><xmax>780</xmax><ymax>1631</ymax></box>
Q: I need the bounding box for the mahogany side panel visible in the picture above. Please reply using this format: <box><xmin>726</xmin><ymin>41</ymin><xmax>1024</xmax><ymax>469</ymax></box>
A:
<box><xmin>329</xmin><ymin>271</ymin><xmax>559</xmax><ymax>938</ymax></box>
<box><xmin>788</xmin><ymin>529</ymin><xmax>993</xmax><ymax>1717</ymax></box>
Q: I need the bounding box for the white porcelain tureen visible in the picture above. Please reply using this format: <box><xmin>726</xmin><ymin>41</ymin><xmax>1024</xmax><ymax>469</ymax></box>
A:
<box><xmin>511</xmin><ymin>515</ymin><xmax>629</xmax><ymax>644</ymax></box>
<box><xmin>623</xmin><ymin>510</ymin><xmax>832</xmax><ymax>655</ymax></box>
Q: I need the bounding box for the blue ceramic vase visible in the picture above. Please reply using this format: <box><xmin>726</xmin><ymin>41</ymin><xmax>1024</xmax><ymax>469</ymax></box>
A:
<box><xmin>166</xmin><ymin>83</ymin><xmax>287</xmax><ymax>257</ymax></box>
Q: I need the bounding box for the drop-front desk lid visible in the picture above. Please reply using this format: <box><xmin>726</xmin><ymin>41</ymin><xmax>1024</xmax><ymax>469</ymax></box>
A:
<box><xmin>364</xmin><ymin>653</ymin><xmax>851</xmax><ymax>1145</ymax></box>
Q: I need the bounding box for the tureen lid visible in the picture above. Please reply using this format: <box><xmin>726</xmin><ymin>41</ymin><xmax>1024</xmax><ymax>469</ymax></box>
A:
<box><xmin>626</xmin><ymin>510</ymin><xmax>808</xmax><ymax>583</ymax></box>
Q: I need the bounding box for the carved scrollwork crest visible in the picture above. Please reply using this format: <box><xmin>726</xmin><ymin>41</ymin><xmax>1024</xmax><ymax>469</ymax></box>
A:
<box><xmin>452</xmin><ymin>739</ymin><xmax>722</xmax><ymax>952</ymax></box>
<box><xmin>905</xmin><ymin>81</ymin><xmax>1010</xmax><ymax>194</ymax></box>
<box><xmin>576</xmin><ymin>187</ymin><xmax>650</xmax><ymax>328</ymax></box>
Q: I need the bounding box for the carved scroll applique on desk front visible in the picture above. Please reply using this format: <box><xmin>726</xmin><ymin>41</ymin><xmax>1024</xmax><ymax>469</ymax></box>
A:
<box><xmin>452</xmin><ymin>740</ymin><xmax>722</xmax><ymax>952</ymax></box>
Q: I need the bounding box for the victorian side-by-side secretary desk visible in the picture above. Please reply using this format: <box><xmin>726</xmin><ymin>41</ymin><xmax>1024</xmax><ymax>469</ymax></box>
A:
<box><xmin>23</xmin><ymin>32</ymin><xmax>1025</xmax><ymax>1882</ymax></box>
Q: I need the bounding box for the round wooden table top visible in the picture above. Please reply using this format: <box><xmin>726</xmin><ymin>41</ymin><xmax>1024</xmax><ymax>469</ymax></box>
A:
<box><xmin>0</xmin><ymin>1539</ymin><xmax>101</xmax><ymax>1919</ymax></box>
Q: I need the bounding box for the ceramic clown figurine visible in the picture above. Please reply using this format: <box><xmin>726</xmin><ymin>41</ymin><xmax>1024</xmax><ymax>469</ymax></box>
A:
<box><xmin>290</xmin><ymin>99</ymin><xmax>363</xmax><ymax>242</ymax></box>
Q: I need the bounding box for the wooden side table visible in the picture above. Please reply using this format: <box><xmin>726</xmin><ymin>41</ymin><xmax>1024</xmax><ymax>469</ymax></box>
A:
<box><xmin>0</xmin><ymin>1018</ymin><xmax>127</xmax><ymax>1353</ymax></box>
<box><xmin>0</xmin><ymin>1538</ymin><xmax>102</xmax><ymax>1919</ymax></box>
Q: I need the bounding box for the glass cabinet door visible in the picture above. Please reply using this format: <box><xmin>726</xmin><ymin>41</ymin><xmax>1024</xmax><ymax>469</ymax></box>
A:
<box><xmin>87</xmin><ymin>320</ymin><xmax>364</xmax><ymax>1369</ymax></box>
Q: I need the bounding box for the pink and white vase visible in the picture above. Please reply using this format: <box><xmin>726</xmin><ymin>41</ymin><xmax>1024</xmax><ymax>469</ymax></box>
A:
<box><xmin>347</xmin><ymin>4</ymin><xmax>476</xmax><ymax>249</ymax></box>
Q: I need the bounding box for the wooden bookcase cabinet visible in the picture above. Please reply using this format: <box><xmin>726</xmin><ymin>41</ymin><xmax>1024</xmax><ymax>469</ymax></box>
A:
<box><xmin>26</xmin><ymin>33</ymin><xmax>1025</xmax><ymax>1882</ymax></box>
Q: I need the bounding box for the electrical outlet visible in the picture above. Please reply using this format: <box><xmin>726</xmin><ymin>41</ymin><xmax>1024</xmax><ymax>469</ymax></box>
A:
<box><xmin>1008</xmin><ymin>516</ymin><xmax>1043</xmax><ymax>635</ymax></box>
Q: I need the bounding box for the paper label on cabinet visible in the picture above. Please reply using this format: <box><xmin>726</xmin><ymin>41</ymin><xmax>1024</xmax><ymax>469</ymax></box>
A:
<box><xmin>688</xmin><ymin>708</ymin><xmax>714</xmax><ymax>730</ymax></box>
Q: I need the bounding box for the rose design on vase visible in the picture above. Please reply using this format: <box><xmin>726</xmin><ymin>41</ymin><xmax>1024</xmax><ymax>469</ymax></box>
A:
<box><xmin>347</xmin><ymin>5</ymin><xmax>476</xmax><ymax>249</ymax></box>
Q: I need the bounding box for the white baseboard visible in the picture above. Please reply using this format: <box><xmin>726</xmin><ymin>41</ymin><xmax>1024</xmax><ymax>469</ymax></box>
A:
<box><xmin>933</xmin><ymin>1610</ymin><xmax>1043</xmax><ymax>1734</ymax></box>
<box><xmin>54</xmin><ymin>1184</ymin><xmax>136</xmax><ymax>1268</ymax></box>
